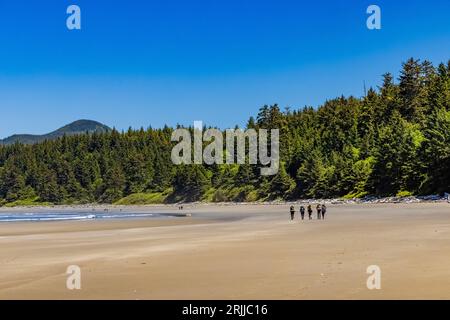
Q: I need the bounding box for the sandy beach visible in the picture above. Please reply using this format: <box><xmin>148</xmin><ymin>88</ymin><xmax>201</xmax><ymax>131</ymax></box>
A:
<box><xmin>0</xmin><ymin>202</ymin><xmax>449</xmax><ymax>299</ymax></box>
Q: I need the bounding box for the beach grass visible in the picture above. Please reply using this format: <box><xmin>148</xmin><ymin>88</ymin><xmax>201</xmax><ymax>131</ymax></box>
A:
<box><xmin>114</xmin><ymin>189</ymin><xmax>173</xmax><ymax>205</ymax></box>
<box><xmin>1</xmin><ymin>197</ymin><xmax>52</xmax><ymax>207</ymax></box>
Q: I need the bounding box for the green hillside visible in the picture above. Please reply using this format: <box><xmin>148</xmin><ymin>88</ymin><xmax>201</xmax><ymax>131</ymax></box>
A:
<box><xmin>0</xmin><ymin>58</ymin><xmax>449</xmax><ymax>206</ymax></box>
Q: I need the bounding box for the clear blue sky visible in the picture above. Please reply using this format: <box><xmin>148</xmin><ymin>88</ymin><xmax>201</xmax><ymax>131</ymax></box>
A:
<box><xmin>0</xmin><ymin>0</ymin><xmax>449</xmax><ymax>137</ymax></box>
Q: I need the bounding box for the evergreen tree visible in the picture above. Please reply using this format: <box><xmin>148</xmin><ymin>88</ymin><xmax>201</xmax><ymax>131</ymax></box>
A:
<box><xmin>0</xmin><ymin>58</ymin><xmax>449</xmax><ymax>205</ymax></box>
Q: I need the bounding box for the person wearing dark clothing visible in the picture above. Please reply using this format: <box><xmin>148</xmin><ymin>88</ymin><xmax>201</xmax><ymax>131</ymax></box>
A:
<box><xmin>316</xmin><ymin>204</ymin><xmax>322</xmax><ymax>220</ymax></box>
<box><xmin>321</xmin><ymin>204</ymin><xmax>327</xmax><ymax>219</ymax></box>
<box><xmin>307</xmin><ymin>205</ymin><xmax>313</xmax><ymax>220</ymax></box>
<box><xmin>290</xmin><ymin>205</ymin><xmax>295</xmax><ymax>221</ymax></box>
<box><xmin>299</xmin><ymin>206</ymin><xmax>305</xmax><ymax>220</ymax></box>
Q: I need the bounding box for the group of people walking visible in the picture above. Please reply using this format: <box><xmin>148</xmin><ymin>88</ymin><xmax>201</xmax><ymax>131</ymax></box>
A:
<box><xmin>290</xmin><ymin>204</ymin><xmax>327</xmax><ymax>221</ymax></box>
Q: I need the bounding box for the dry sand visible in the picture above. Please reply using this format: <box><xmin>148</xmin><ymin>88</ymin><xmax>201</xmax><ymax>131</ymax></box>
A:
<box><xmin>0</xmin><ymin>203</ymin><xmax>449</xmax><ymax>299</ymax></box>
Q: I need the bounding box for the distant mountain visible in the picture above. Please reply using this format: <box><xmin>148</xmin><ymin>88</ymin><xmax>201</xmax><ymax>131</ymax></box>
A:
<box><xmin>0</xmin><ymin>120</ymin><xmax>111</xmax><ymax>145</ymax></box>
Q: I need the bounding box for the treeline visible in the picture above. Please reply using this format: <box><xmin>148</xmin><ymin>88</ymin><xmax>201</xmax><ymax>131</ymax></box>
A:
<box><xmin>1</xmin><ymin>58</ymin><xmax>449</xmax><ymax>205</ymax></box>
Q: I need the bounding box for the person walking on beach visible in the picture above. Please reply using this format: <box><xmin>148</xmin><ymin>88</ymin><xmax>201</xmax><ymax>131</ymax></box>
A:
<box><xmin>316</xmin><ymin>204</ymin><xmax>322</xmax><ymax>220</ymax></box>
<box><xmin>321</xmin><ymin>204</ymin><xmax>327</xmax><ymax>220</ymax></box>
<box><xmin>299</xmin><ymin>206</ymin><xmax>305</xmax><ymax>220</ymax></box>
<box><xmin>307</xmin><ymin>205</ymin><xmax>313</xmax><ymax>220</ymax></box>
<box><xmin>290</xmin><ymin>205</ymin><xmax>295</xmax><ymax>221</ymax></box>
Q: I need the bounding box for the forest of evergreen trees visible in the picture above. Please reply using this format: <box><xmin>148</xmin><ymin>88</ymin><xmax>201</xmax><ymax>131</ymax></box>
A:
<box><xmin>1</xmin><ymin>58</ymin><xmax>449</xmax><ymax>206</ymax></box>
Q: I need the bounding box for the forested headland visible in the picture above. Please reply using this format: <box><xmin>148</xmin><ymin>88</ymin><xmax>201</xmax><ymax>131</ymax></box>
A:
<box><xmin>1</xmin><ymin>58</ymin><xmax>449</xmax><ymax>206</ymax></box>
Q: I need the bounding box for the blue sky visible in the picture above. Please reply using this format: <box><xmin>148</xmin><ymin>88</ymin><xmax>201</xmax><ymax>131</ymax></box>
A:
<box><xmin>0</xmin><ymin>0</ymin><xmax>449</xmax><ymax>137</ymax></box>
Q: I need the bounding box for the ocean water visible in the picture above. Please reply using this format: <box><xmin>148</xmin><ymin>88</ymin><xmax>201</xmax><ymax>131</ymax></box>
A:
<box><xmin>0</xmin><ymin>211</ymin><xmax>163</xmax><ymax>222</ymax></box>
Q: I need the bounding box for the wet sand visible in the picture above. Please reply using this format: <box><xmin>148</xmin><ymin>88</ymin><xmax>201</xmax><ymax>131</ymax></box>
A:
<box><xmin>0</xmin><ymin>203</ymin><xmax>449</xmax><ymax>299</ymax></box>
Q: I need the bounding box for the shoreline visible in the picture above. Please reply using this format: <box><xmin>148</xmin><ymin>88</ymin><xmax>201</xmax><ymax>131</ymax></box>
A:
<box><xmin>0</xmin><ymin>196</ymin><xmax>448</xmax><ymax>213</ymax></box>
<box><xmin>0</xmin><ymin>202</ymin><xmax>449</xmax><ymax>299</ymax></box>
